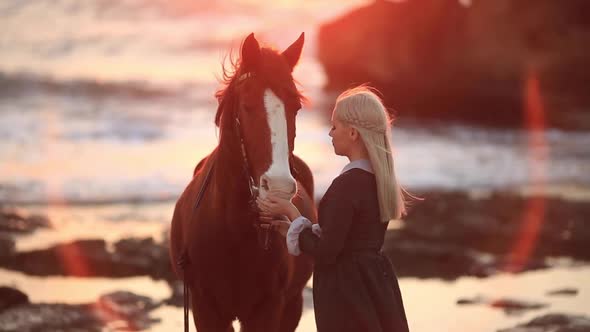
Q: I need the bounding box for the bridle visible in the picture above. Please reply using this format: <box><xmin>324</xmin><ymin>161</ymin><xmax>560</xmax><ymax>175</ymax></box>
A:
<box><xmin>234</xmin><ymin>71</ymin><xmax>281</xmax><ymax>251</ymax></box>
<box><xmin>234</xmin><ymin>114</ymin><xmax>260</xmax><ymax>214</ymax></box>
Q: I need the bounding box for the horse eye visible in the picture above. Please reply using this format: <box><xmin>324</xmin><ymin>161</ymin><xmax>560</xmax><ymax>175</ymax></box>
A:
<box><xmin>260</xmin><ymin>178</ymin><xmax>269</xmax><ymax>191</ymax></box>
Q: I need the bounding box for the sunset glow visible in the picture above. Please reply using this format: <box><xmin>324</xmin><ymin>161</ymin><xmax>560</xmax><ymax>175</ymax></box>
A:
<box><xmin>1</xmin><ymin>1</ymin><xmax>589</xmax><ymax>331</ymax></box>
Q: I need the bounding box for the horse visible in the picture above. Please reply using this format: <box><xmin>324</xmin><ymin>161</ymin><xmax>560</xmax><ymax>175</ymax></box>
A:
<box><xmin>169</xmin><ymin>33</ymin><xmax>316</xmax><ymax>332</ymax></box>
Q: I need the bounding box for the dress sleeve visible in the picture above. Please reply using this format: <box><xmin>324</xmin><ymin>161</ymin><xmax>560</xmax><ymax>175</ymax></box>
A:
<box><xmin>298</xmin><ymin>175</ymin><xmax>356</xmax><ymax>266</ymax></box>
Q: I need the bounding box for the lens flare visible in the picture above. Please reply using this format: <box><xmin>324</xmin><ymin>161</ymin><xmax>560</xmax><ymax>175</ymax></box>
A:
<box><xmin>505</xmin><ymin>68</ymin><xmax>548</xmax><ymax>272</ymax></box>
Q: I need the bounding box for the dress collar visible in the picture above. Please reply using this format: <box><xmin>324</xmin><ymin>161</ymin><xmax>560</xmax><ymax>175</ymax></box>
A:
<box><xmin>341</xmin><ymin>159</ymin><xmax>374</xmax><ymax>174</ymax></box>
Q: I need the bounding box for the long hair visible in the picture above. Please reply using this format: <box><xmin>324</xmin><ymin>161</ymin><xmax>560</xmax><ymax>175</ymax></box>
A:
<box><xmin>334</xmin><ymin>86</ymin><xmax>406</xmax><ymax>222</ymax></box>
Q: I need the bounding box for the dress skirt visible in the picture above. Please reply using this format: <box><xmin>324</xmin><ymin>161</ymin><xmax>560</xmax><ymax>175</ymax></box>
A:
<box><xmin>312</xmin><ymin>250</ymin><xmax>409</xmax><ymax>332</ymax></box>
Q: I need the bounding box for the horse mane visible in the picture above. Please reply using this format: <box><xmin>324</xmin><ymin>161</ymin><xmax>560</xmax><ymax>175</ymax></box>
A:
<box><xmin>213</xmin><ymin>46</ymin><xmax>307</xmax><ymax>129</ymax></box>
<box><xmin>214</xmin><ymin>52</ymin><xmax>240</xmax><ymax>127</ymax></box>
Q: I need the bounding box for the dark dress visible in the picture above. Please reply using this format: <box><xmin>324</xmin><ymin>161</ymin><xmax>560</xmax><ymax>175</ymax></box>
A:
<box><xmin>299</xmin><ymin>168</ymin><xmax>409</xmax><ymax>332</ymax></box>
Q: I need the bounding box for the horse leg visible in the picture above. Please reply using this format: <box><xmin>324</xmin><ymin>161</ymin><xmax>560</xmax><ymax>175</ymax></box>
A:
<box><xmin>278</xmin><ymin>293</ymin><xmax>303</xmax><ymax>332</ymax></box>
<box><xmin>191</xmin><ymin>290</ymin><xmax>234</xmax><ymax>332</ymax></box>
<box><xmin>239</xmin><ymin>296</ymin><xmax>285</xmax><ymax>332</ymax></box>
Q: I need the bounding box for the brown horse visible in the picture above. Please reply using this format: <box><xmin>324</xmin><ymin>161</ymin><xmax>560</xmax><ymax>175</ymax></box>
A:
<box><xmin>169</xmin><ymin>33</ymin><xmax>316</xmax><ymax>332</ymax></box>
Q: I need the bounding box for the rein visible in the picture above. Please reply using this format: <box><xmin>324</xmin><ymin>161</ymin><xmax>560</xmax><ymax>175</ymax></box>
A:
<box><xmin>234</xmin><ymin>116</ymin><xmax>259</xmax><ymax>212</ymax></box>
<box><xmin>177</xmin><ymin>153</ymin><xmax>215</xmax><ymax>332</ymax></box>
<box><xmin>234</xmin><ymin>71</ymin><xmax>260</xmax><ymax>211</ymax></box>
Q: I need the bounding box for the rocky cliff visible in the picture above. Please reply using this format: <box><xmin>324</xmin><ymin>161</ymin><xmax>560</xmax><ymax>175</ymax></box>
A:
<box><xmin>318</xmin><ymin>0</ymin><xmax>590</xmax><ymax>129</ymax></box>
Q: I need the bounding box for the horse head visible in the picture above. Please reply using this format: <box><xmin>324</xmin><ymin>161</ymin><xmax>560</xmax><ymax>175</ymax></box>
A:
<box><xmin>215</xmin><ymin>33</ymin><xmax>305</xmax><ymax>202</ymax></box>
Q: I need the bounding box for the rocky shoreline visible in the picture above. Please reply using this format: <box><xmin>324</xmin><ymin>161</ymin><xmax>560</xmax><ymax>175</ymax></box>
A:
<box><xmin>0</xmin><ymin>287</ymin><xmax>162</xmax><ymax>332</ymax></box>
<box><xmin>384</xmin><ymin>190</ymin><xmax>590</xmax><ymax>279</ymax></box>
<box><xmin>1</xmin><ymin>189</ymin><xmax>589</xmax><ymax>331</ymax></box>
<box><xmin>0</xmin><ymin>237</ymin><xmax>174</xmax><ymax>281</ymax></box>
<box><xmin>2</xmin><ymin>284</ymin><xmax>586</xmax><ymax>331</ymax></box>
<box><xmin>3</xmin><ymin>191</ymin><xmax>588</xmax><ymax>281</ymax></box>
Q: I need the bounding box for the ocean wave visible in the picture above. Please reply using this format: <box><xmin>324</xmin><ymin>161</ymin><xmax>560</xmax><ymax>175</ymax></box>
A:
<box><xmin>0</xmin><ymin>0</ymin><xmax>259</xmax><ymax>21</ymax></box>
<box><xmin>96</xmin><ymin>0</ymin><xmax>260</xmax><ymax>19</ymax></box>
<box><xmin>0</xmin><ymin>178</ymin><xmax>182</xmax><ymax>206</ymax></box>
<box><xmin>0</xmin><ymin>72</ymin><xmax>187</xmax><ymax>101</ymax></box>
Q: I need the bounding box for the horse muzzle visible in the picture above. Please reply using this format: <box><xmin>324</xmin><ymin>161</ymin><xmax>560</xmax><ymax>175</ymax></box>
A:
<box><xmin>258</xmin><ymin>173</ymin><xmax>297</xmax><ymax>200</ymax></box>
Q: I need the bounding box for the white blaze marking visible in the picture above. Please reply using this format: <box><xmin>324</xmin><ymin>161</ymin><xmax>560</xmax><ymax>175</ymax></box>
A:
<box><xmin>263</xmin><ymin>89</ymin><xmax>295</xmax><ymax>187</ymax></box>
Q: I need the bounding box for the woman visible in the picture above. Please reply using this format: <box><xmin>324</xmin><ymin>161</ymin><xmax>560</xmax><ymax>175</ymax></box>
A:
<box><xmin>257</xmin><ymin>86</ymin><xmax>410</xmax><ymax>332</ymax></box>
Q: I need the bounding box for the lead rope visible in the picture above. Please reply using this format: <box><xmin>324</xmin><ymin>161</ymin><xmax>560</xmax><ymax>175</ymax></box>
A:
<box><xmin>184</xmin><ymin>271</ymin><xmax>189</xmax><ymax>332</ymax></box>
<box><xmin>178</xmin><ymin>156</ymin><xmax>216</xmax><ymax>332</ymax></box>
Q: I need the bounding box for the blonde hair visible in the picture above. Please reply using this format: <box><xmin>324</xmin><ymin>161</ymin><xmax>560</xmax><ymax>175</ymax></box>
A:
<box><xmin>334</xmin><ymin>86</ymin><xmax>406</xmax><ymax>222</ymax></box>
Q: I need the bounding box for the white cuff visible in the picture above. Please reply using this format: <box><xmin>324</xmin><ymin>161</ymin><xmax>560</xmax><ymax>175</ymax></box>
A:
<box><xmin>286</xmin><ymin>216</ymin><xmax>313</xmax><ymax>256</ymax></box>
<box><xmin>312</xmin><ymin>224</ymin><xmax>322</xmax><ymax>237</ymax></box>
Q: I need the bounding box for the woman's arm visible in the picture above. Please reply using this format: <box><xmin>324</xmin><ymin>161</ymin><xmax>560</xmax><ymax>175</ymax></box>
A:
<box><xmin>298</xmin><ymin>176</ymin><xmax>355</xmax><ymax>266</ymax></box>
<box><xmin>257</xmin><ymin>175</ymin><xmax>356</xmax><ymax>264</ymax></box>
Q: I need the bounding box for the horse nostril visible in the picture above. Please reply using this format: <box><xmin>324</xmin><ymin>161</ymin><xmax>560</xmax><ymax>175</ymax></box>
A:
<box><xmin>260</xmin><ymin>177</ymin><xmax>270</xmax><ymax>191</ymax></box>
<box><xmin>290</xmin><ymin>182</ymin><xmax>297</xmax><ymax>195</ymax></box>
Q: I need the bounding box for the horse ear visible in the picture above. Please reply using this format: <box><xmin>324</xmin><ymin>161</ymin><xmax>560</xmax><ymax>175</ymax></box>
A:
<box><xmin>281</xmin><ymin>32</ymin><xmax>304</xmax><ymax>71</ymax></box>
<box><xmin>241</xmin><ymin>33</ymin><xmax>261</xmax><ymax>73</ymax></box>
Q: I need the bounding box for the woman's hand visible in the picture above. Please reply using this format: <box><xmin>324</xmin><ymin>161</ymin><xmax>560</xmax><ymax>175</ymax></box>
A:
<box><xmin>257</xmin><ymin>192</ymin><xmax>301</xmax><ymax>237</ymax></box>
<box><xmin>258</xmin><ymin>211</ymin><xmax>290</xmax><ymax>237</ymax></box>
<box><xmin>256</xmin><ymin>192</ymin><xmax>301</xmax><ymax>221</ymax></box>
<box><xmin>271</xmin><ymin>215</ymin><xmax>291</xmax><ymax>237</ymax></box>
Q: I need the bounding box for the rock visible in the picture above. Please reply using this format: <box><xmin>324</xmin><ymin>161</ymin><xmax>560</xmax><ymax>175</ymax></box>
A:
<box><xmin>0</xmin><ymin>237</ymin><xmax>174</xmax><ymax>280</ymax></box>
<box><xmin>456</xmin><ymin>295</ymin><xmax>486</xmax><ymax>305</ymax></box>
<box><xmin>473</xmin><ymin>256</ymin><xmax>549</xmax><ymax>276</ymax></box>
<box><xmin>0</xmin><ymin>287</ymin><xmax>29</xmax><ymax>313</ymax></box>
<box><xmin>382</xmin><ymin>190</ymin><xmax>590</xmax><ymax>279</ymax></box>
<box><xmin>92</xmin><ymin>291</ymin><xmax>162</xmax><ymax>331</ymax></box>
<box><xmin>490</xmin><ymin>299</ymin><xmax>548</xmax><ymax>315</ymax></box>
<box><xmin>383</xmin><ymin>237</ymin><xmax>485</xmax><ymax>280</ymax></box>
<box><xmin>0</xmin><ymin>210</ymin><xmax>26</xmax><ymax>233</ymax></box>
<box><xmin>1</xmin><ymin>239</ymin><xmax>110</xmax><ymax>277</ymax></box>
<box><xmin>0</xmin><ymin>291</ymin><xmax>160</xmax><ymax>332</ymax></box>
<box><xmin>96</xmin><ymin>291</ymin><xmax>160</xmax><ymax>318</ymax></box>
<box><xmin>113</xmin><ymin>237</ymin><xmax>172</xmax><ymax>280</ymax></box>
<box><xmin>0</xmin><ymin>234</ymin><xmax>15</xmax><ymax>258</ymax></box>
<box><xmin>25</xmin><ymin>214</ymin><xmax>51</xmax><ymax>230</ymax></box>
<box><xmin>164</xmin><ymin>280</ymin><xmax>185</xmax><ymax>307</ymax></box>
<box><xmin>498</xmin><ymin>313</ymin><xmax>590</xmax><ymax>332</ymax></box>
<box><xmin>456</xmin><ymin>295</ymin><xmax>548</xmax><ymax>315</ymax></box>
<box><xmin>317</xmin><ymin>0</ymin><xmax>590</xmax><ymax>130</ymax></box>
<box><xmin>0</xmin><ymin>303</ymin><xmax>102</xmax><ymax>332</ymax></box>
<box><xmin>0</xmin><ymin>209</ymin><xmax>51</xmax><ymax>234</ymax></box>
<box><xmin>403</xmin><ymin>190</ymin><xmax>590</xmax><ymax>259</ymax></box>
<box><xmin>546</xmin><ymin>288</ymin><xmax>579</xmax><ymax>297</ymax></box>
